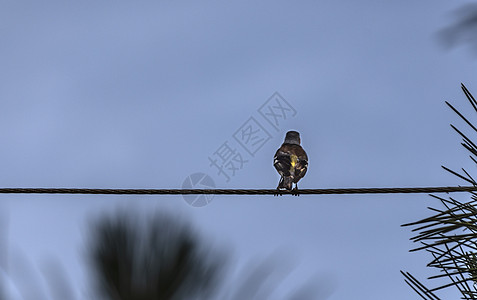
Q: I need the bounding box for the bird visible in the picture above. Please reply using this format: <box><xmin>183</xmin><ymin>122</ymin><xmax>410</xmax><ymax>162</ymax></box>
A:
<box><xmin>273</xmin><ymin>130</ymin><xmax>308</xmax><ymax>195</ymax></box>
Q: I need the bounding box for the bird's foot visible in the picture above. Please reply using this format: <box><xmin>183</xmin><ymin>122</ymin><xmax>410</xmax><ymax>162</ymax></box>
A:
<box><xmin>291</xmin><ymin>187</ymin><xmax>300</xmax><ymax>196</ymax></box>
<box><xmin>274</xmin><ymin>188</ymin><xmax>283</xmax><ymax>196</ymax></box>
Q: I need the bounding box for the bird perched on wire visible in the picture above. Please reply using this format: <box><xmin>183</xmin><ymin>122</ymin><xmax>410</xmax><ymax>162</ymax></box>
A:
<box><xmin>274</xmin><ymin>130</ymin><xmax>308</xmax><ymax>195</ymax></box>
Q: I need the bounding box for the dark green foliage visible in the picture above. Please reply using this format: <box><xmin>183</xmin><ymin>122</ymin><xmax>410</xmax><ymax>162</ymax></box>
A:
<box><xmin>402</xmin><ymin>84</ymin><xmax>477</xmax><ymax>299</ymax></box>
<box><xmin>438</xmin><ymin>4</ymin><xmax>477</xmax><ymax>55</ymax></box>
<box><xmin>89</xmin><ymin>211</ymin><xmax>224</xmax><ymax>300</ymax></box>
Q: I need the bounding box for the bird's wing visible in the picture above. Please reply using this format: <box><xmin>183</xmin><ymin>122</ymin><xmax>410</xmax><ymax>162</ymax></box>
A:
<box><xmin>294</xmin><ymin>159</ymin><xmax>308</xmax><ymax>180</ymax></box>
<box><xmin>274</xmin><ymin>146</ymin><xmax>293</xmax><ymax>176</ymax></box>
<box><xmin>293</xmin><ymin>146</ymin><xmax>308</xmax><ymax>181</ymax></box>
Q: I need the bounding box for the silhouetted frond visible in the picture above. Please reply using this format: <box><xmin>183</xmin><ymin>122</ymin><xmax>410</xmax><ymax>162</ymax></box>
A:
<box><xmin>403</xmin><ymin>84</ymin><xmax>477</xmax><ymax>299</ymax></box>
<box><xmin>88</xmin><ymin>211</ymin><xmax>225</xmax><ymax>300</ymax></box>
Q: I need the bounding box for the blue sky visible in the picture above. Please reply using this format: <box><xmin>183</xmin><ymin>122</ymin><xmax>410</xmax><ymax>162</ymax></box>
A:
<box><xmin>1</xmin><ymin>0</ymin><xmax>477</xmax><ymax>299</ymax></box>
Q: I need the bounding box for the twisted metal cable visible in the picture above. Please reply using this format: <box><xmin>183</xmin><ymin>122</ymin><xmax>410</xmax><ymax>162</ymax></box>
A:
<box><xmin>0</xmin><ymin>186</ymin><xmax>475</xmax><ymax>195</ymax></box>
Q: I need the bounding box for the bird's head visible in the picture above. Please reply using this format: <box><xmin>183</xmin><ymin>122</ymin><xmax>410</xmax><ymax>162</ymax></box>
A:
<box><xmin>284</xmin><ymin>130</ymin><xmax>301</xmax><ymax>145</ymax></box>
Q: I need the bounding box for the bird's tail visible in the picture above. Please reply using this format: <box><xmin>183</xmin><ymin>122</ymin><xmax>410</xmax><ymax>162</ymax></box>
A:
<box><xmin>279</xmin><ymin>176</ymin><xmax>294</xmax><ymax>190</ymax></box>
